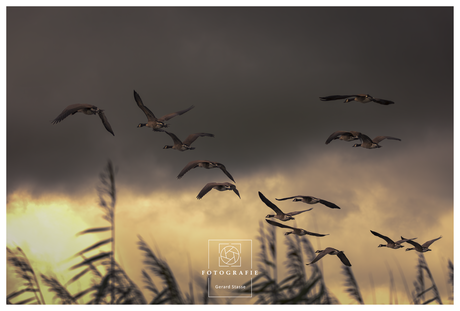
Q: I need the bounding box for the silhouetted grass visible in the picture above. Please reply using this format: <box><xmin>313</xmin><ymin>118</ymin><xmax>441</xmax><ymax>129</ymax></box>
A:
<box><xmin>448</xmin><ymin>259</ymin><xmax>453</xmax><ymax>302</ymax></box>
<box><xmin>301</xmin><ymin>232</ymin><xmax>340</xmax><ymax>304</ymax></box>
<box><xmin>63</xmin><ymin>160</ymin><xmax>122</xmax><ymax>303</ymax></box>
<box><xmin>137</xmin><ymin>235</ymin><xmax>185</xmax><ymax>304</ymax></box>
<box><xmin>279</xmin><ymin>234</ymin><xmax>324</xmax><ymax>303</ymax></box>
<box><xmin>236</xmin><ymin>221</ymin><xmax>337</xmax><ymax>304</ymax></box>
<box><xmin>6</xmin><ymin>161</ymin><xmax>454</xmax><ymax>304</ymax></box>
<box><xmin>6</xmin><ymin>247</ymin><xmax>45</xmax><ymax>304</ymax></box>
<box><xmin>341</xmin><ymin>265</ymin><xmax>363</xmax><ymax>304</ymax></box>
<box><xmin>40</xmin><ymin>274</ymin><xmax>75</xmax><ymax>304</ymax></box>
<box><xmin>234</xmin><ymin>222</ymin><xmax>278</xmax><ymax>303</ymax></box>
<box><xmin>141</xmin><ymin>269</ymin><xmax>159</xmax><ymax>297</ymax></box>
<box><xmin>98</xmin><ymin>160</ymin><xmax>116</xmax><ymax>303</ymax></box>
<box><xmin>137</xmin><ymin>235</ymin><xmax>211</xmax><ymax>304</ymax></box>
<box><xmin>411</xmin><ymin>253</ymin><xmax>442</xmax><ymax>304</ymax></box>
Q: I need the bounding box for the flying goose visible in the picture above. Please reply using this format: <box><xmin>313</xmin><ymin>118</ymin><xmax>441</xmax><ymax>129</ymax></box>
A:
<box><xmin>402</xmin><ymin>236</ymin><xmax>442</xmax><ymax>252</ymax></box>
<box><xmin>306</xmin><ymin>247</ymin><xmax>351</xmax><ymax>266</ymax></box>
<box><xmin>352</xmin><ymin>133</ymin><xmax>401</xmax><ymax>149</ymax></box>
<box><xmin>259</xmin><ymin>192</ymin><xmax>313</xmax><ymax>221</ymax></box>
<box><xmin>275</xmin><ymin>195</ymin><xmax>341</xmax><ymax>209</ymax></box>
<box><xmin>266</xmin><ymin>219</ymin><xmax>328</xmax><ymax>237</ymax></box>
<box><xmin>133</xmin><ymin>90</ymin><xmax>194</xmax><ymax>131</ymax></box>
<box><xmin>370</xmin><ymin>230</ymin><xmax>416</xmax><ymax>249</ymax></box>
<box><xmin>196</xmin><ymin>182</ymin><xmax>240</xmax><ymax>200</ymax></box>
<box><xmin>163</xmin><ymin>131</ymin><xmax>214</xmax><ymax>151</ymax></box>
<box><xmin>51</xmin><ymin>104</ymin><xmax>114</xmax><ymax>136</ymax></box>
<box><xmin>319</xmin><ymin>94</ymin><xmax>394</xmax><ymax>105</ymax></box>
<box><xmin>325</xmin><ymin>130</ymin><xmax>361</xmax><ymax>144</ymax></box>
<box><xmin>177</xmin><ymin>160</ymin><xmax>235</xmax><ymax>182</ymax></box>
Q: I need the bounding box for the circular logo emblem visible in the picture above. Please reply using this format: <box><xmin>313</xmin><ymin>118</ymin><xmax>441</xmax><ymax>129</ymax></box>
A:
<box><xmin>220</xmin><ymin>245</ymin><xmax>240</xmax><ymax>266</ymax></box>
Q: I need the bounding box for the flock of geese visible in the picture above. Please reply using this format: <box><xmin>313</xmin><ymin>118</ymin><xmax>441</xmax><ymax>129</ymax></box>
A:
<box><xmin>51</xmin><ymin>90</ymin><xmax>236</xmax><ymax>199</ymax></box>
<box><xmin>51</xmin><ymin>92</ymin><xmax>442</xmax><ymax>268</ymax></box>
<box><xmin>259</xmin><ymin>94</ymin><xmax>440</xmax><ymax>267</ymax></box>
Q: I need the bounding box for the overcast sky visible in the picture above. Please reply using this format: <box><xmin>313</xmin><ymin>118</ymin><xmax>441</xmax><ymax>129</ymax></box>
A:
<box><xmin>6</xmin><ymin>6</ymin><xmax>454</xmax><ymax>304</ymax></box>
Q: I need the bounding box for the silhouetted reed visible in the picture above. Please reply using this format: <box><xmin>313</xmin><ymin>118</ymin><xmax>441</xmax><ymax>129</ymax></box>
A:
<box><xmin>64</xmin><ymin>160</ymin><xmax>132</xmax><ymax>304</ymax></box>
<box><xmin>236</xmin><ymin>221</ymin><xmax>281</xmax><ymax>303</ymax></box>
<box><xmin>279</xmin><ymin>234</ymin><xmax>323</xmax><ymax>303</ymax></box>
<box><xmin>301</xmin><ymin>232</ymin><xmax>340</xmax><ymax>304</ymax></box>
<box><xmin>137</xmin><ymin>235</ymin><xmax>211</xmax><ymax>304</ymax></box>
<box><xmin>448</xmin><ymin>259</ymin><xmax>453</xmax><ymax>302</ymax></box>
<box><xmin>341</xmin><ymin>265</ymin><xmax>364</xmax><ymax>304</ymax></box>
<box><xmin>236</xmin><ymin>221</ymin><xmax>338</xmax><ymax>304</ymax></box>
<box><xmin>411</xmin><ymin>253</ymin><xmax>442</xmax><ymax>304</ymax></box>
<box><xmin>6</xmin><ymin>161</ymin><xmax>454</xmax><ymax>304</ymax></box>
<box><xmin>137</xmin><ymin>236</ymin><xmax>185</xmax><ymax>304</ymax></box>
<box><xmin>6</xmin><ymin>247</ymin><xmax>45</xmax><ymax>304</ymax></box>
<box><xmin>98</xmin><ymin>159</ymin><xmax>116</xmax><ymax>303</ymax></box>
<box><xmin>40</xmin><ymin>274</ymin><xmax>76</xmax><ymax>304</ymax></box>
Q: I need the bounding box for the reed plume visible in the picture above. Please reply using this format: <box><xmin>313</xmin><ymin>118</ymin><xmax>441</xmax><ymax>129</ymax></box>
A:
<box><xmin>411</xmin><ymin>253</ymin><xmax>442</xmax><ymax>304</ymax></box>
<box><xmin>7</xmin><ymin>247</ymin><xmax>45</xmax><ymax>304</ymax></box>
<box><xmin>137</xmin><ymin>235</ymin><xmax>185</xmax><ymax>304</ymax></box>
<box><xmin>447</xmin><ymin>259</ymin><xmax>453</xmax><ymax>301</ymax></box>
<box><xmin>40</xmin><ymin>274</ymin><xmax>76</xmax><ymax>304</ymax></box>
<box><xmin>342</xmin><ymin>265</ymin><xmax>364</xmax><ymax>304</ymax></box>
<box><xmin>235</xmin><ymin>221</ymin><xmax>335</xmax><ymax>304</ymax></box>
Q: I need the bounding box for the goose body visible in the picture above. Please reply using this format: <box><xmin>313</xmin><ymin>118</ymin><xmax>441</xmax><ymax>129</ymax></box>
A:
<box><xmin>177</xmin><ymin>160</ymin><xmax>235</xmax><ymax>182</ymax></box>
<box><xmin>163</xmin><ymin>131</ymin><xmax>214</xmax><ymax>151</ymax></box>
<box><xmin>134</xmin><ymin>90</ymin><xmax>194</xmax><ymax>131</ymax></box>
<box><xmin>325</xmin><ymin>130</ymin><xmax>361</xmax><ymax>144</ymax></box>
<box><xmin>265</xmin><ymin>219</ymin><xmax>328</xmax><ymax>237</ymax></box>
<box><xmin>370</xmin><ymin>230</ymin><xmax>416</xmax><ymax>249</ymax></box>
<box><xmin>353</xmin><ymin>133</ymin><xmax>401</xmax><ymax>149</ymax></box>
<box><xmin>306</xmin><ymin>247</ymin><xmax>351</xmax><ymax>266</ymax></box>
<box><xmin>259</xmin><ymin>192</ymin><xmax>313</xmax><ymax>221</ymax></box>
<box><xmin>196</xmin><ymin>182</ymin><xmax>240</xmax><ymax>199</ymax></box>
<box><xmin>275</xmin><ymin>195</ymin><xmax>341</xmax><ymax>209</ymax></box>
<box><xmin>319</xmin><ymin>94</ymin><xmax>394</xmax><ymax>105</ymax></box>
<box><xmin>403</xmin><ymin>236</ymin><xmax>442</xmax><ymax>252</ymax></box>
<box><xmin>51</xmin><ymin>104</ymin><xmax>114</xmax><ymax>136</ymax></box>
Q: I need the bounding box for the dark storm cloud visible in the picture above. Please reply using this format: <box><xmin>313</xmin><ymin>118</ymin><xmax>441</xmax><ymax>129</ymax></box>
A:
<box><xmin>7</xmin><ymin>7</ymin><xmax>452</xmax><ymax>199</ymax></box>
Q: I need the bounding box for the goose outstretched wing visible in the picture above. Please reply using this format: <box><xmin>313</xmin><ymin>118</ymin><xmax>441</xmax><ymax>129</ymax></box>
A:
<box><xmin>164</xmin><ymin>131</ymin><xmax>183</xmax><ymax>145</ymax></box>
<box><xmin>51</xmin><ymin>104</ymin><xmax>96</xmax><ymax>124</ymax></box>
<box><xmin>97</xmin><ymin>110</ymin><xmax>115</xmax><ymax>136</ymax></box>
<box><xmin>371</xmin><ymin>97</ymin><xmax>394</xmax><ymax>105</ymax></box>
<box><xmin>265</xmin><ymin>219</ymin><xmax>294</xmax><ymax>230</ymax></box>
<box><xmin>372</xmin><ymin>136</ymin><xmax>401</xmax><ymax>144</ymax></box>
<box><xmin>196</xmin><ymin>182</ymin><xmax>217</xmax><ymax>199</ymax></box>
<box><xmin>336</xmin><ymin>251</ymin><xmax>352</xmax><ymax>266</ymax></box>
<box><xmin>318</xmin><ymin>198</ymin><xmax>341</xmax><ymax>209</ymax></box>
<box><xmin>370</xmin><ymin>230</ymin><xmax>395</xmax><ymax>245</ymax></box>
<box><xmin>133</xmin><ymin>90</ymin><xmax>156</xmax><ymax>121</ymax></box>
<box><xmin>285</xmin><ymin>208</ymin><xmax>313</xmax><ymax>216</ymax></box>
<box><xmin>259</xmin><ymin>192</ymin><xmax>284</xmax><ymax>216</ymax></box>
<box><xmin>421</xmin><ymin>236</ymin><xmax>442</xmax><ymax>248</ymax></box>
<box><xmin>182</xmin><ymin>133</ymin><xmax>214</xmax><ymax>146</ymax></box>
<box><xmin>158</xmin><ymin>105</ymin><xmax>195</xmax><ymax>122</ymax></box>
<box><xmin>319</xmin><ymin>95</ymin><xmax>356</xmax><ymax>101</ymax></box>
